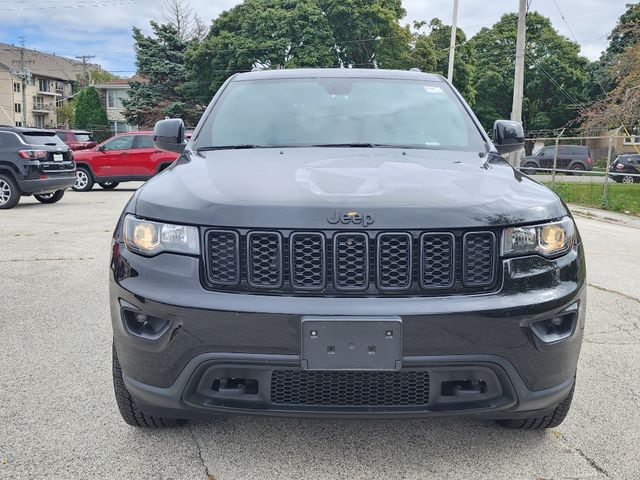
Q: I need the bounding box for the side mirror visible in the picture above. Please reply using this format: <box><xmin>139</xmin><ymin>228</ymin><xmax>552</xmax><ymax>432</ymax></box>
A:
<box><xmin>493</xmin><ymin>120</ymin><xmax>524</xmax><ymax>155</ymax></box>
<box><xmin>154</xmin><ymin>118</ymin><xmax>185</xmax><ymax>154</ymax></box>
<box><xmin>97</xmin><ymin>145</ymin><xmax>105</xmax><ymax>152</ymax></box>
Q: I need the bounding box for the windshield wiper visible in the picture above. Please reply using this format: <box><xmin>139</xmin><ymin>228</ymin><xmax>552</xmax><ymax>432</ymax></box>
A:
<box><xmin>196</xmin><ymin>144</ymin><xmax>264</xmax><ymax>152</ymax></box>
<box><xmin>309</xmin><ymin>143</ymin><xmax>377</xmax><ymax>148</ymax></box>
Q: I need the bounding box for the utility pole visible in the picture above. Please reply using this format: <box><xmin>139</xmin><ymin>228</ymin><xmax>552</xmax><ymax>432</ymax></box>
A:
<box><xmin>11</xmin><ymin>37</ymin><xmax>33</xmax><ymax>126</ymax></box>
<box><xmin>75</xmin><ymin>54</ymin><xmax>96</xmax><ymax>87</ymax></box>
<box><xmin>509</xmin><ymin>0</ymin><xmax>527</xmax><ymax>167</ymax></box>
<box><xmin>447</xmin><ymin>0</ymin><xmax>459</xmax><ymax>82</ymax></box>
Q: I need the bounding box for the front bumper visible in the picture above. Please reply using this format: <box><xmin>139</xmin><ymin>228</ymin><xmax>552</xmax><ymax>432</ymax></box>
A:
<box><xmin>111</xmin><ymin>242</ymin><xmax>586</xmax><ymax>420</ymax></box>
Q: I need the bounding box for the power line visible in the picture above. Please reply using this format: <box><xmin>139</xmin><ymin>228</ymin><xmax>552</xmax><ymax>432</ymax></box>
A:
<box><xmin>0</xmin><ymin>0</ymin><xmax>158</xmax><ymax>11</ymax></box>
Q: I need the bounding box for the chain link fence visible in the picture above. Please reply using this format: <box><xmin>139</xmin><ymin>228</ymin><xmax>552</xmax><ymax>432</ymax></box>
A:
<box><xmin>515</xmin><ymin>134</ymin><xmax>640</xmax><ymax>215</ymax></box>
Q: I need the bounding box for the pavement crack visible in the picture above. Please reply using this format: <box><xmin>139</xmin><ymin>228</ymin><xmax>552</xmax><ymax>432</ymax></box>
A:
<box><xmin>555</xmin><ymin>431</ymin><xmax>610</xmax><ymax>478</ymax></box>
<box><xmin>0</xmin><ymin>256</ymin><xmax>95</xmax><ymax>263</ymax></box>
<box><xmin>189</xmin><ymin>424</ymin><xmax>215</xmax><ymax>480</ymax></box>
<box><xmin>588</xmin><ymin>283</ymin><xmax>640</xmax><ymax>304</ymax></box>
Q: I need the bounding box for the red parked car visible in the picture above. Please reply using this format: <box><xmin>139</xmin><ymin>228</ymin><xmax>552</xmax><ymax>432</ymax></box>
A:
<box><xmin>54</xmin><ymin>129</ymin><xmax>98</xmax><ymax>151</ymax></box>
<box><xmin>72</xmin><ymin>131</ymin><xmax>179</xmax><ymax>191</ymax></box>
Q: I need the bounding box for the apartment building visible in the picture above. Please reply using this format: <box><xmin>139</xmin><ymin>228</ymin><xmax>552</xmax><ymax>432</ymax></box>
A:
<box><xmin>0</xmin><ymin>42</ymin><xmax>95</xmax><ymax>128</ymax></box>
<box><xmin>94</xmin><ymin>77</ymin><xmax>141</xmax><ymax>133</ymax></box>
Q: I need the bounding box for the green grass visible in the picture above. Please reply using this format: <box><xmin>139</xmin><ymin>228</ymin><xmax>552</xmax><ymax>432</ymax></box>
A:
<box><xmin>544</xmin><ymin>182</ymin><xmax>640</xmax><ymax>216</ymax></box>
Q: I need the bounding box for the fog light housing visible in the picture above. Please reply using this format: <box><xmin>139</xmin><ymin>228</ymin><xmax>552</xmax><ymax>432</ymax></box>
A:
<box><xmin>122</xmin><ymin>309</ymin><xmax>170</xmax><ymax>340</ymax></box>
<box><xmin>531</xmin><ymin>312</ymin><xmax>577</xmax><ymax>344</ymax></box>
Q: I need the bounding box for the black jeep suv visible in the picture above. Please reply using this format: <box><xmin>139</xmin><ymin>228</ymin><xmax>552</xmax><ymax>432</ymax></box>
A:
<box><xmin>0</xmin><ymin>126</ymin><xmax>75</xmax><ymax>209</ymax></box>
<box><xmin>110</xmin><ymin>69</ymin><xmax>585</xmax><ymax>430</ymax></box>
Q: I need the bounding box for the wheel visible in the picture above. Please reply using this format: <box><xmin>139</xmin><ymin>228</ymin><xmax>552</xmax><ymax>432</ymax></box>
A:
<box><xmin>34</xmin><ymin>190</ymin><xmax>65</xmax><ymax>204</ymax></box>
<box><xmin>622</xmin><ymin>175</ymin><xmax>636</xmax><ymax>184</ymax></box>
<box><xmin>496</xmin><ymin>383</ymin><xmax>575</xmax><ymax>430</ymax></box>
<box><xmin>72</xmin><ymin>167</ymin><xmax>94</xmax><ymax>192</ymax></box>
<box><xmin>522</xmin><ymin>162</ymin><xmax>537</xmax><ymax>175</ymax></box>
<box><xmin>0</xmin><ymin>174</ymin><xmax>20</xmax><ymax>209</ymax></box>
<box><xmin>112</xmin><ymin>344</ymin><xmax>187</xmax><ymax>428</ymax></box>
<box><xmin>570</xmin><ymin>163</ymin><xmax>585</xmax><ymax>176</ymax></box>
<box><xmin>99</xmin><ymin>182</ymin><xmax>120</xmax><ymax>190</ymax></box>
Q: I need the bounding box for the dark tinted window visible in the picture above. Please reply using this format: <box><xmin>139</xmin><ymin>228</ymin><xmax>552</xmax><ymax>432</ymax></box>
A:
<box><xmin>195</xmin><ymin>78</ymin><xmax>486</xmax><ymax>151</ymax></box>
<box><xmin>21</xmin><ymin>131</ymin><xmax>66</xmax><ymax>146</ymax></box>
<box><xmin>571</xmin><ymin>146</ymin><xmax>589</xmax><ymax>156</ymax></box>
<box><xmin>56</xmin><ymin>131</ymin><xmax>68</xmax><ymax>141</ymax></box>
<box><xmin>0</xmin><ymin>132</ymin><xmax>18</xmax><ymax>147</ymax></box>
<box><xmin>74</xmin><ymin>133</ymin><xmax>94</xmax><ymax>142</ymax></box>
<box><xmin>133</xmin><ymin>135</ymin><xmax>154</xmax><ymax>149</ymax></box>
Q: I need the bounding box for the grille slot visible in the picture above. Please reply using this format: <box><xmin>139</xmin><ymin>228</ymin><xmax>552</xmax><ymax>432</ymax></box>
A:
<box><xmin>333</xmin><ymin>233</ymin><xmax>369</xmax><ymax>291</ymax></box>
<box><xmin>205</xmin><ymin>230</ymin><xmax>240</xmax><ymax>285</ymax></box>
<box><xmin>290</xmin><ymin>233</ymin><xmax>326</xmax><ymax>290</ymax></box>
<box><xmin>377</xmin><ymin>233</ymin><xmax>412</xmax><ymax>290</ymax></box>
<box><xmin>420</xmin><ymin>233</ymin><xmax>455</xmax><ymax>288</ymax></box>
<box><xmin>247</xmin><ymin>231</ymin><xmax>283</xmax><ymax>288</ymax></box>
<box><xmin>463</xmin><ymin>232</ymin><xmax>496</xmax><ymax>287</ymax></box>
<box><xmin>270</xmin><ymin>370</ymin><xmax>430</xmax><ymax>406</ymax></box>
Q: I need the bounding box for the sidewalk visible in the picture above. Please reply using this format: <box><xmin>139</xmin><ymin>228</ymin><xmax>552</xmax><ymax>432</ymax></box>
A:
<box><xmin>568</xmin><ymin>203</ymin><xmax>640</xmax><ymax>229</ymax></box>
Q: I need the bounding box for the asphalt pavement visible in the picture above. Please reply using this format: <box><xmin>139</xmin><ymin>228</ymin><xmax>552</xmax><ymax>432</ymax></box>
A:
<box><xmin>1</xmin><ymin>186</ymin><xmax>639</xmax><ymax>479</ymax></box>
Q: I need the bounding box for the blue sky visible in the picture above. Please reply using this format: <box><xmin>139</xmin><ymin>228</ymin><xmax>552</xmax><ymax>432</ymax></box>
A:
<box><xmin>0</xmin><ymin>0</ymin><xmax>632</xmax><ymax>77</ymax></box>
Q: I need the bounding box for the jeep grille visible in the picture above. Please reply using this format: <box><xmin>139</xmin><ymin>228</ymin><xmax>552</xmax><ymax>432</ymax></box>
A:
<box><xmin>203</xmin><ymin>229</ymin><xmax>498</xmax><ymax>296</ymax></box>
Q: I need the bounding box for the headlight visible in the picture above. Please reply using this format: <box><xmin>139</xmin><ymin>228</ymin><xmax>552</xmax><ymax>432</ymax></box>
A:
<box><xmin>502</xmin><ymin>217</ymin><xmax>575</xmax><ymax>257</ymax></box>
<box><xmin>123</xmin><ymin>215</ymin><xmax>200</xmax><ymax>256</ymax></box>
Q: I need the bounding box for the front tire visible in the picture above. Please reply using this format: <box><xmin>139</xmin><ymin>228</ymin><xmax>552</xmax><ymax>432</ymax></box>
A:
<box><xmin>99</xmin><ymin>181</ymin><xmax>120</xmax><ymax>190</ymax></box>
<box><xmin>522</xmin><ymin>162</ymin><xmax>537</xmax><ymax>175</ymax></box>
<box><xmin>72</xmin><ymin>167</ymin><xmax>94</xmax><ymax>192</ymax></box>
<box><xmin>34</xmin><ymin>190</ymin><xmax>65</xmax><ymax>204</ymax></box>
<box><xmin>622</xmin><ymin>175</ymin><xmax>636</xmax><ymax>184</ymax></box>
<box><xmin>112</xmin><ymin>344</ymin><xmax>187</xmax><ymax>428</ymax></box>
<box><xmin>0</xmin><ymin>174</ymin><xmax>20</xmax><ymax>209</ymax></box>
<box><xmin>497</xmin><ymin>383</ymin><xmax>575</xmax><ymax>430</ymax></box>
<box><xmin>570</xmin><ymin>163</ymin><xmax>585</xmax><ymax>176</ymax></box>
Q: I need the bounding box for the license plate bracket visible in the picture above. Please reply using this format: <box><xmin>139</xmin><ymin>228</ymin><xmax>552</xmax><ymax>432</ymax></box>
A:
<box><xmin>301</xmin><ymin>316</ymin><xmax>402</xmax><ymax>371</ymax></box>
<box><xmin>53</xmin><ymin>153</ymin><xmax>63</xmax><ymax>162</ymax></box>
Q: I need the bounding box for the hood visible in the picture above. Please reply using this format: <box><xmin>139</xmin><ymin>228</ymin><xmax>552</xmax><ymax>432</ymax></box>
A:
<box><xmin>134</xmin><ymin>148</ymin><xmax>566</xmax><ymax>229</ymax></box>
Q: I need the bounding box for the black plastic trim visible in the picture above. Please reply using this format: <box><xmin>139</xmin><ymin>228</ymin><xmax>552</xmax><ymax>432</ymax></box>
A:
<box><xmin>462</xmin><ymin>231</ymin><xmax>497</xmax><ymax>287</ymax></box>
<box><xmin>246</xmin><ymin>230</ymin><xmax>284</xmax><ymax>289</ymax></box>
<box><xmin>289</xmin><ymin>232</ymin><xmax>327</xmax><ymax>291</ymax></box>
<box><xmin>419</xmin><ymin>232</ymin><xmax>456</xmax><ymax>289</ymax></box>
<box><xmin>204</xmin><ymin>229</ymin><xmax>240</xmax><ymax>286</ymax></box>
<box><xmin>376</xmin><ymin>232</ymin><xmax>413</xmax><ymax>291</ymax></box>
<box><xmin>333</xmin><ymin>232</ymin><xmax>369</xmax><ymax>292</ymax></box>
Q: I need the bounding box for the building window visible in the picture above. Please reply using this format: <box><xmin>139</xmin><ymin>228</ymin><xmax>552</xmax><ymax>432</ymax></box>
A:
<box><xmin>15</xmin><ymin>121</ymin><xmax>22</xmax><ymax>127</ymax></box>
<box><xmin>33</xmin><ymin>96</ymin><xmax>45</xmax><ymax>110</ymax></box>
<box><xmin>38</xmin><ymin>78</ymin><xmax>50</xmax><ymax>92</ymax></box>
<box><xmin>624</xmin><ymin>136</ymin><xmax>640</xmax><ymax>145</ymax></box>
<box><xmin>106</xmin><ymin>89</ymin><xmax>127</xmax><ymax>109</ymax></box>
<box><xmin>13</xmin><ymin>82</ymin><xmax>21</xmax><ymax>93</ymax></box>
<box><xmin>14</xmin><ymin>103</ymin><xmax>21</xmax><ymax>113</ymax></box>
<box><xmin>34</xmin><ymin>116</ymin><xmax>45</xmax><ymax>128</ymax></box>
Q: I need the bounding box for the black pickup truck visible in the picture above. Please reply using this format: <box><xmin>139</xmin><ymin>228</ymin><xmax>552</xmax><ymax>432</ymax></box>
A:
<box><xmin>110</xmin><ymin>69</ymin><xmax>585</xmax><ymax>430</ymax></box>
<box><xmin>0</xmin><ymin>126</ymin><xmax>75</xmax><ymax>209</ymax></box>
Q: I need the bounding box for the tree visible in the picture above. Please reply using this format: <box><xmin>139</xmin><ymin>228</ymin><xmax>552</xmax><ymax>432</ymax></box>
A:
<box><xmin>56</xmin><ymin>101</ymin><xmax>75</xmax><ymax>128</ymax></box>
<box><xmin>471</xmin><ymin>12</ymin><xmax>589</xmax><ymax>132</ymax></box>
<box><xmin>124</xmin><ymin>22</ymin><xmax>200</xmax><ymax>127</ymax></box>
<box><xmin>74</xmin><ymin>87</ymin><xmax>108</xmax><ymax>136</ymax></box>
<box><xmin>184</xmin><ymin>0</ymin><xmax>337</xmax><ymax>103</ymax></box>
<box><xmin>160</xmin><ymin>0</ymin><xmax>208</xmax><ymax>41</ymax></box>
<box><xmin>580</xmin><ymin>21</ymin><xmax>640</xmax><ymax>132</ymax></box>
<box><xmin>411</xmin><ymin>19</ymin><xmax>475</xmax><ymax>105</ymax></box>
<box><xmin>317</xmin><ymin>0</ymin><xmax>409</xmax><ymax>68</ymax></box>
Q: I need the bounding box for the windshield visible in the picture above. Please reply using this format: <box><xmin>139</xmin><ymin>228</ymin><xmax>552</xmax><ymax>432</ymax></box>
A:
<box><xmin>75</xmin><ymin>133</ymin><xmax>94</xmax><ymax>142</ymax></box>
<box><xmin>21</xmin><ymin>132</ymin><xmax>67</xmax><ymax>147</ymax></box>
<box><xmin>194</xmin><ymin>77</ymin><xmax>486</xmax><ymax>151</ymax></box>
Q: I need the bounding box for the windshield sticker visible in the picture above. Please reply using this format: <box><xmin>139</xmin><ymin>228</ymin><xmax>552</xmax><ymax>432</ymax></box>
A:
<box><xmin>424</xmin><ymin>86</ymin><xmax>444</xmax><ymax>94</ymax></box>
